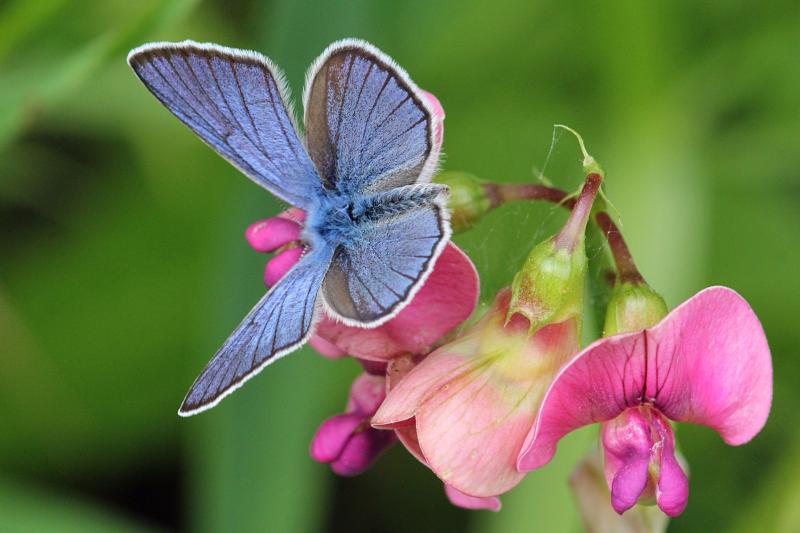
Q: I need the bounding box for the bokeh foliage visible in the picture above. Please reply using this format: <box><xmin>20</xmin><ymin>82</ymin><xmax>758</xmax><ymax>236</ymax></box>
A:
<box><xmin>1</xmin><ymin>0</ymin><xmax>798</xmax><ymax>531</ymax></box>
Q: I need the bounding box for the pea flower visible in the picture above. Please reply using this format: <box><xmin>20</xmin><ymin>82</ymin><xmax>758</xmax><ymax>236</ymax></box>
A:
<box><xmin>245</xmin><ymin>92</ymin><xmax>479</xmax><ymax>361</ymax></box>
<box><xmin>371</xmin><ymin>173</ymin><xmax>602</xmax><ymax>499</ymax></box>
<box><xmin>385</xmin><ymin>355</ymin><xmax>502</xmax><ymax>511</ymax></box>
<box><xmin>517</xmin><ymin>286</ymin><xmax>773</xmax><ymax>516</ymax></box>
<box><xmin>310</xmin><ymin>371</ymin><xmax>396</xmax><ymax>476</ymax></box>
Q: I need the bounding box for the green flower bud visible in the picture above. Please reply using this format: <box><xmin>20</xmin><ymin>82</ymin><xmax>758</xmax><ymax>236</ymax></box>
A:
<box><xmin>435</xmin><ymin>170</ymin><xmax>491</xmax><ymax>233</ymax></box>
<box><xmin>509</xmin><ymin>236</ymin><xmax>587</xmax><ymax>333</ymax></box>
<box><xmin>508</xmin><ymin>173</ymin><xmax>602</xmax><ymax>333</ymax></box>
<box><xmin>603</xmin><ymin>282</ymin><xmax>668</xmax><ymax>336</ymax></box>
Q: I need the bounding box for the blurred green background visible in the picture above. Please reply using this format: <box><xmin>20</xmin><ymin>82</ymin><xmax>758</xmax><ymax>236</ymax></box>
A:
<box><xmin>1</xmin><ymin>0</ymin><xmax>798</xmax><ymax>531</ymax></box>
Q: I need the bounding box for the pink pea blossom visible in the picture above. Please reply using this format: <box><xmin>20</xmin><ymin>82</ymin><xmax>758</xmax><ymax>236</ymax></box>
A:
<box><xmin>372</xmin><ymin>289</ymin><xmax>580</xmax><ymax>499</ymax></box>
<box><xmin>381</xmin><ymin>354</ymin><xmax>502</xmax><ymax>511</ymax></box>
<box><xmin>310</xmin><ymin>372</ymin><xmax>396</xmax><ymax>476</ymax></box>
<box><xmin>517</xmin><ymin>286</ymin><xmax>773</xmax><ymax>516</ymax></box>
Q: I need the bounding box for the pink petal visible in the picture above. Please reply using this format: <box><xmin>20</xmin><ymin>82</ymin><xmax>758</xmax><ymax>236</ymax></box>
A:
<box><xmin>308</xmin><ymin>335</ymin><xmax>346</xmax><ymax>359</ymax></box>
<box><xmin>601</xmin><ymin>410</ymin><xmax>654</xmax><ymax>515</ymax></box>
<box><xmin>601</xmin><ymin>408</ymin><xmax>688</xmax><ymax>516</ymax></box>
<box><xmin>330</xmin><ymin>427</ymin><xmax>396</xmax><ymax>477</ymax></box>
<box><xmin>278</xmin><ymin>207</ymin><xmax>306</xmax><ymax>224</ymax></box>
<box><xmin>651</xmin><ymin>413</ymin><xmax>688</xmax><ymax>517</ymax></box>
<box><xmin>372</xmin><ymin>338</ymin><xmax>478</xmax><ymax>429</ymax></box>
<box><xmin>245</xmin><ymin>217</ymin><xmax>302</xmax><ymax>252</ymax></box>
<box><xmin>346</xmin><ymin>373</ymin><xmax>386</xmax><ymax>415</ymax></box>
<box><xmin>444</xmin><ymin>484</ymin><xmax>501</xmax><ymax>512</ymax></box>
<box><xmin>264</xmin><ymin>247</ymin><xmax>304</xmax><ymax>287</ymax></box>
<box><xmin>415</xmin><ymin>319</ymin><xmax>579</xmax><ymax>497</ymax></box>
<box><xmin>315</xmin><ymin>243</ymin><xmax>479</xmax><ymax>360</ymax></box>
<box><xmin>518</xmin><ymin>286</ymin><xmax>772</xmax><ymax>471</ymax></box>
<box><xmin>648</xmin><ymin>286</ymin><xmax>772</xmax><ymax>445</ymax></box>
<box><xmin>310</xmin><ymin>412</ymin><xmax>364</xmax><ymax>463</ymax></box>
<box><xmin>420</xmin><ymin>90</ymin><xmax>445</xmax><ymax>152</ymax></box>
<box><xmin>570</xmin><ymin>446</ymin><xmax>670</xmax><ymax>533</ymax></box>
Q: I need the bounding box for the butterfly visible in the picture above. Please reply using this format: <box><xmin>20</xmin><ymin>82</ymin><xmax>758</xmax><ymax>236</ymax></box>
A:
<box><xmin>127</xmin><ymin>39</ymin><xmax>451</xmax><ymax>416</ymax></box>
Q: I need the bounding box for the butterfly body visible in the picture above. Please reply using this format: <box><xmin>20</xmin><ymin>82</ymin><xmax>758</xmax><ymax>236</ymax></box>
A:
<box><xmin>128</xmin><ymin>39</ymin><xmax>449</xmax><ymax>415</ymax></box>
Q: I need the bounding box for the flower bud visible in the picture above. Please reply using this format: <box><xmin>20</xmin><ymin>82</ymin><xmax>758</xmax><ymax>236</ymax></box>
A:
<box><xmin>311</xmin><ymin>373</ymin><xmax>396</xmax><ymax>476</ymax></box>
<box><xmin>435</xmin><ymin>170</ymin><xmax>491</xmax><ymax>233</ymax></box>
<box><xmin>508</xmin><ymin>173</ymin><xmax>602</xmax><ymax>332</ymax></box>
<box><xmin>245</xmin><ymin>216</ymin><xmax>302</xmax><ymax>253</ymax></box>
<box><xmin>603</xmin><ymin>282</ymin><xmax>668</xmax><ymax>336</ymax></box>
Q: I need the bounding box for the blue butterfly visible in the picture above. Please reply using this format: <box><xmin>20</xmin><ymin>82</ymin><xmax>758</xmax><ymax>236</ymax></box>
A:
<box><xmin>128</xmin><ymin>39</ymin><xmax>451</xmax><ymax>416</ymax></box>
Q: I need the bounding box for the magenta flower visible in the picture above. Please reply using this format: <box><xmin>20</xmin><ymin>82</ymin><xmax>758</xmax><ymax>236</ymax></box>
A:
<box><xmin>517</xmin><ymin>286</ymin><xmax>773</xmax><ymax>516</ymax></box>
<box><xmin>245</xmin><ymin>92</ymin><xmax>480</xmax><ymax>361</ymax></box>
<box><xmin>310</xmin><ymin>372</ymin><xmax>396</xmax><ymax>476</ymax></box>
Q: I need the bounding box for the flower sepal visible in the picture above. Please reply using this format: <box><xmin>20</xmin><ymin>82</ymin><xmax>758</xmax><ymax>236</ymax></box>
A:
<box><xmin>435</xmin><ymin>170</ymin><xmax>492</xmax><ymax>233</ymax></box>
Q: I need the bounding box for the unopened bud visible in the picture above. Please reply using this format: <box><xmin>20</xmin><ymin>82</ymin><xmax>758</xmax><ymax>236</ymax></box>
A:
<box><xmin>508</xmin><ymin>173</ymin><xmax>601</xmax><ymax>332</ymax></box>
<box><xmin>435</xmin><ymin>170</ymin><xmax>491</xmax><ymax>233</ymax></box>
<box><xmin>603</xmin><ymin>282</ymin><xmax>668</xmax><ymax>336</ymax></box>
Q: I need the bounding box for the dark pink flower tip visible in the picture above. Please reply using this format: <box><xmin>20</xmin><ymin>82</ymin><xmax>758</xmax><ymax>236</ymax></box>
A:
<box><xmin>518</xmin><ymin>286</ymin><xmax>773</xmax><ymax>476</ymax></box>
<box><xmin>264</xmin><ymin>247</ymin><xmax>304</xmax><ymax>287</ymax></box>
<box><xmin>445</xmin><ymin>484</ymin><xmax>501</xmax><ymax>512</ymax></box>
<box><xmin>311</xmin><ymin>373</ymin><xmax>395</xmax><ymax>476</ymax></box>
<box><xmin>330</xmin><ymin>427</ymin><xmax>396</xmax><ymax>476</ymax></box>
<box><xmin>310</xmin><ymin>412</ymin><xmax>365</xmax><ymax>463</ymax></box>
<box><xmin>602</xmin><ymin>407</ymin><xmax>688</xmax><ymax>516</ymax></box>
<box><xmin>313</xmin><ymin>243</ymin><xmax>479</xmax><ymax>361</ymax></box>
<box><xmin>245</xmin><ymin>217</ymin><xmax>302</xmax><ymax>253</ymax></box>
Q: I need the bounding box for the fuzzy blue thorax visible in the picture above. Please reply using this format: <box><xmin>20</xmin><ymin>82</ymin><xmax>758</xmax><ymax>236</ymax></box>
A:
<box><xmin>304</xmin><ymin>185</ymin><xmax>446</xmax><ymax>251</ymax></box>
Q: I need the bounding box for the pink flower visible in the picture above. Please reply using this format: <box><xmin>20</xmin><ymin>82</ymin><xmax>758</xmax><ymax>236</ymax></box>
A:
<box><xmin>246</xmin><ymin>91</ymin><xmax>480</xmax><ymax>361</ymax></box>
<box><xmin>310</xmin><ymin>372</ymin><xmax>396</xmax><ymax>476</ymax></box>
<box><xmin>517</xmin><ymin>286</ymin><xmax>773</xmax><ymax>516</ymax></box>
<box><xmin>382</xmin><ymin>354</ymin><xmax>502</xmax><ymax>511</ymax></box>
<box><xmin>372</xmin><ymin>289</ymin><xmax>579</xmax><ymax>499</ymax></box>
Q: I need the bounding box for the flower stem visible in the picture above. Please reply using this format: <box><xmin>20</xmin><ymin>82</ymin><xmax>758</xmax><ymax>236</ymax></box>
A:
<box><xmin>482</xmin><ymin>179</ymin><xmax>646</xmax><ymax>285</ymax></box>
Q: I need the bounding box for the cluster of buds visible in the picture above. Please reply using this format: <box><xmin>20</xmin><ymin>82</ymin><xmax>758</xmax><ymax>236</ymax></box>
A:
<box><xmin>245</xmin><ymin>94</ymin><xmax>772</xmax><ymax>525</ymax></box>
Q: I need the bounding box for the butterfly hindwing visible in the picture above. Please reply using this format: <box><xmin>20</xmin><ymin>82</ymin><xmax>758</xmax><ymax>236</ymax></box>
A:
<box><xmin>322</xmin><ymin>184</ymin><xmax>450</xmax><ymax>326</ymax></box>
<box><xmin>179</xmin><ymin>248</ymin><xmax>331</xmax><ymax>415</ymax></box>
<box><xmin>128</xmin><ymin>41</ymin><xmax>322</xmax><ymax>208</ymax></box>
<box><xmin>303</xmin><ymin>40</ymin><xmax>439</xmax><ymax>195</ymax></box>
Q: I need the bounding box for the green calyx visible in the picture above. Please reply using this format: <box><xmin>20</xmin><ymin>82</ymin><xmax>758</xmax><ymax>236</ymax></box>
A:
<box><xmin>435</xmin><ymin>170</ymin><xmax>491</xmax><ymax>233</ymax></box>
<box><xmin>508</xmin><ymin>235</ymin><xmax>587</xmax><ymax>334</ymax></box>
<box><xmin>603</xmin><ymin>282</ymin><xmax>668</xmax><ymax>336</ymax></box>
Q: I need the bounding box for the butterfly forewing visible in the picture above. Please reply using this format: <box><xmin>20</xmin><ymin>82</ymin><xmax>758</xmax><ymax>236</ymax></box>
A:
<box><xmin>128</xmin><ymin>41</ymin><xmax>322</xmax><ymax>208</ymax></box>
<box><xmin>179</xmin><ymin>248</ymin><xmax>331</xmax><ymax>416</ymax></box>
<box><xmin>304</xmin><ymin>40</ymin><xmax>438</xmax><ymax>195</ymax></box>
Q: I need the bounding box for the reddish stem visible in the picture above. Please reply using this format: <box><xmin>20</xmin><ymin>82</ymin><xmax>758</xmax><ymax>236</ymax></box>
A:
<box><xmin>483</xmin><ymin>178</ymin><xmax>645</xmax><ymax>285</ymax></box>
<box><xmin>483</xmin><ymin>183</ymin><xmax>575</xmax><ymax>209</ymax></box>
<box><xmin>593</xmin><ymin>212</ymin><xmax>645</xmax><ymax>284</ymax></box>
